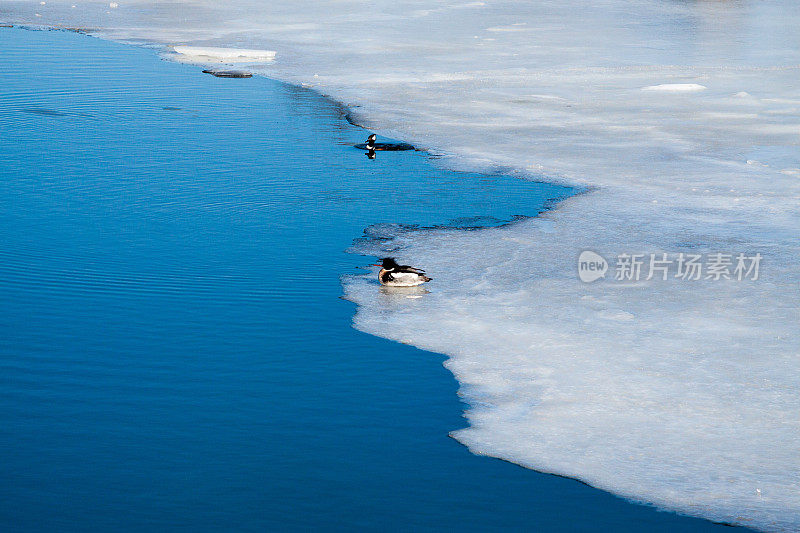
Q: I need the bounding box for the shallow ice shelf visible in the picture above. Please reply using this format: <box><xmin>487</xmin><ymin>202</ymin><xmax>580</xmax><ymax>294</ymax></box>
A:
<box><xmin>171</xmin><ymin>46</ymin><xmax>275</xmax><ymax>64</ymax></box>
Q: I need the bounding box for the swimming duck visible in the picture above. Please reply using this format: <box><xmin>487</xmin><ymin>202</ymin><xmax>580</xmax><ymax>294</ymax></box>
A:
<box><xmin>374</xmin><ymin>257</ymin><xmax>432</xmax><ymax>287</ymax></box>
<box><xmin>356</xmin><ymin>134</ymin><xmax>414</xmax><ymax>152</ymax></box>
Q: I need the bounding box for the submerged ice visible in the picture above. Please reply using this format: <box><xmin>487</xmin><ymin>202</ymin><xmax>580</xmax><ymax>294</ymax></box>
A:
<box><xmin>2</xmin><ymin>0</ymin><xmax>799</xmax><ymax>530</ymax></box>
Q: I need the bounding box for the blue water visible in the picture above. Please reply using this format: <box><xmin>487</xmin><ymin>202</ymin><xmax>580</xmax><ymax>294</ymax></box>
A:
<box><xmin>0</xmin><ymin>28</ymin><xmax>744</xmax><ymax>532</ymax></box>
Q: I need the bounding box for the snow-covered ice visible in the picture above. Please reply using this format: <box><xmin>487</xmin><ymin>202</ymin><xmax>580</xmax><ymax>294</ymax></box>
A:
<box><xmin>642</xmin><ymin>83</ymin><xmax>707</xmax><ymax>92</ymax></box>
<box><xmin>171</xmin><ymin>46</ymin><xmax>276</xmax><ymax>64</ymax></box>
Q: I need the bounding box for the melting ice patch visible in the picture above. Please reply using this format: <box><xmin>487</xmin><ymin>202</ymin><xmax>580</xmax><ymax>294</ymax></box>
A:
<box><xmin>3</xmin><ymin>0</ymin><xmax>800</xmax><ymax>530</ymax></box>
<box><xmin>171</xmin><ymin>46</ymin><xmax>276</xmax><ymax>64</ymax></box>
<box><xmin>642</xmin><ymin>83</ymin><xmax>707</xmax><ymax>92</ymax></box>
<box><xmin>344</xmin><ymin>189</ymin><xmax>800</xmax><ymax>532</ymax></box>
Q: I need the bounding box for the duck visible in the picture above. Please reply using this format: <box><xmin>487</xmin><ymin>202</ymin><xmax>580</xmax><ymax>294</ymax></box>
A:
<box><xmin>374</xmin><ymin>257</ymin><xmax>432</xmax><ymax>287</ymax></box>
<box><xmin>365</xmin><ymin>134</ymin><xmax>377</xmax><ymax>159</ymax></box>
<box><xmin>356</xmin><ymin>134</ymin><xmax>414</xmax><ymax>153</ymax></box>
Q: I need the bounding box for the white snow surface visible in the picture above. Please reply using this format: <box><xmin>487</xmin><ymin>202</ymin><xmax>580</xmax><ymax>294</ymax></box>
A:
<box><xmin>642</xmin><ymin>83</ymin><xmax>707</xmax><ymax>92</ymax></box>
<box><xmin>2</xmin><ymin>1</ymin><xmax>799</xmax><ymax>530</ymax></box>
<box><xmin>171</xmin><ymin>45</ymin><xmax>276</xmax><ymax>63</ymax></box>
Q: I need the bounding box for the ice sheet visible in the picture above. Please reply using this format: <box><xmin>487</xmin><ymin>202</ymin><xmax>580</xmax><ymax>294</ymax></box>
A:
<box><xmin>170</xmin><ymin>46</ymin><xmax>275</xmax><ymax>64</ymax></box>
<box><xmin>2</xmin><ymin>1</ymin><xmax>799</xmax><ymax>530</ymax></box>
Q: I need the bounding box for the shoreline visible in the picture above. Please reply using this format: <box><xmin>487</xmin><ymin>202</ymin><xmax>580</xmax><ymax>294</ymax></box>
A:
<box><xmin>1</xmin><ymin>22</ymin><xmax>786</xmax><ymax>531</ymax></box>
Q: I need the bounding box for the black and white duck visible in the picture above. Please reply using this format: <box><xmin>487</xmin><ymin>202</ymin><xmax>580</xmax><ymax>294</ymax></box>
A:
<box><xmin>374</xmin><ymin>257</ymin><xmax>432</xmax><ymax>287</ymax></box>
<box><xmin>365</xmin><ymin>133</ymin><xmax>377</xmax><ymax>151</ymax></box>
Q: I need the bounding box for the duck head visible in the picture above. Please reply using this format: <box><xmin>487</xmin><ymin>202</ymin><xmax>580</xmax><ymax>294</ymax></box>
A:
<box><xmin>373</xmin><ymin>257</ymin><xmax>399</xmax><ymax>271</ymax></box>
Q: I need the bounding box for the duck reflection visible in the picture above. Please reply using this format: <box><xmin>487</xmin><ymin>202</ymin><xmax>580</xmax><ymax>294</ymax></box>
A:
<box><xmin>378</xmin><ymin>284</ymin><xmax>430</xmax><ymax>299</ymax></box>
